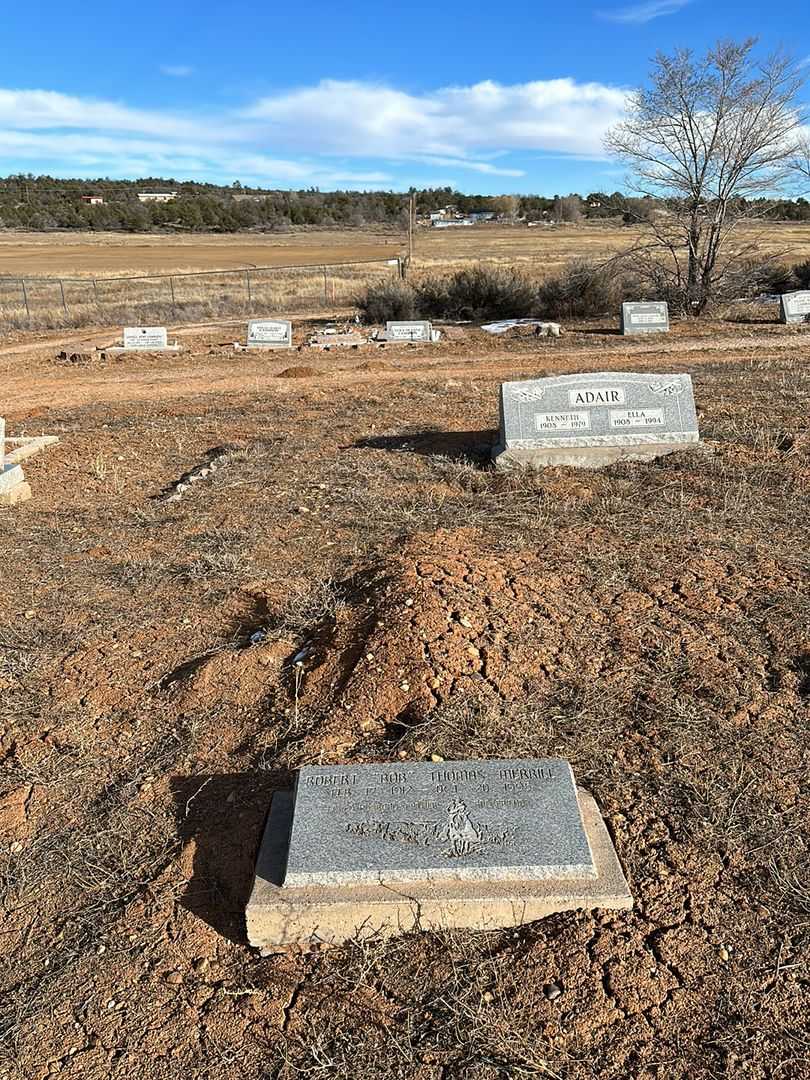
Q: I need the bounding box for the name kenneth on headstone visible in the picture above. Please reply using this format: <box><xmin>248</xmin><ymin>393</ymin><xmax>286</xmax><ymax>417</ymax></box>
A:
<box><xmin>246</xmin><ymin>320</ymin><xmax>293</xmax><ymax>349</ymax></box>
<box><xmin>246</xmin><ymin>757</ymin><xmax>632</xmax><ymax>948</ymax></box>
<box><xmin>620</xmin><ymin>301</ymin><xmax>669</xmax><ymax>335</ymax></box>
<box><xmin>779</xmin><ymin>290</ymin><xmax>810</xmax><ymax>324</ymax></box>
<box><xmin>493</xmin><ymin>371</ymin><xmax>699</xmax><ymax>469</ymax></box>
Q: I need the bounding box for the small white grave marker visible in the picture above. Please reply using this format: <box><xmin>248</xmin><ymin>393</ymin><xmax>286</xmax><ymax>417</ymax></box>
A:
<box><xmin>107</xmin><ymin>327</ymin><xmax>180</xmax><ymax>353</ymax></box>
<box><xmin>245</xmin><ymin>320</ymin><xmax>293</xmax><ymax>349</ymax></box>
<box><xmin>620</xmin><ymin>302</ymin><xmax>669</xmax><ymax>336</ymax></box>
<box><xmin>779</xmin><ymin>291</ymin><xmax>810</xmax><ymax>324</ymax></box>
<box><xmin>381</xmin><ymin>320</ymin><xmax>439</xmax><ymax>342</ymax></box>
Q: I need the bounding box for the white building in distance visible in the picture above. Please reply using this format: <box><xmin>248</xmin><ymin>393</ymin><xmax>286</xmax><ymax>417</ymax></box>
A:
<box><xmin>137</xmin><ymin>192</ymin><xmax>178</xmax><ymax>203</ymax></box>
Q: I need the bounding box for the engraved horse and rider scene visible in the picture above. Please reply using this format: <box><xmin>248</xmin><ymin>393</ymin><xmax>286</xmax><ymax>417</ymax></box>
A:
<box><xmin>345</xmin><ymin>799</ymin><xmax>518</xmax><ymax>859</ymax></box>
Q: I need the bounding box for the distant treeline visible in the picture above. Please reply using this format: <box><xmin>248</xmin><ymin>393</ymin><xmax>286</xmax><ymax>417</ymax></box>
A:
<box><xmin>2</xmin><ymin>176</ymin><xmax>810</xmax><ymax>232</ymax></box>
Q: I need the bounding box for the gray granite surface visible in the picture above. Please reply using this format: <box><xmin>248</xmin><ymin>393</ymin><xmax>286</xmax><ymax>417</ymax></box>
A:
<box><xmin>282</xmin><ymin>758</ymin><xmax>596</xmax><ymax>886</ymax></box>
<box><xmin>620</xmin><ymin>301</ymin><xmax>669</xmax><ymax>335</ymax></box>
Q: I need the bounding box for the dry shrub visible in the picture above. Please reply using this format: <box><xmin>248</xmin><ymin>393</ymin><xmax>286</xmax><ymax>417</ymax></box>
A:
<box><xmin>536</xmin><ymin>259</ymin><xmax>637</xmax><ymax>319</ymax></box>
<box><xmin>355</xmin><ymin>279</ymin><xmax>419</xmax><ymax>324</ymax></box>
<box><xmin>416</xmin><ymin>265</ymin><xmax>539</xmax><ymax>321</ymax></box>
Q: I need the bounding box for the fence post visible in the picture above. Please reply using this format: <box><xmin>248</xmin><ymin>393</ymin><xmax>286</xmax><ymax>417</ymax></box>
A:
<box><xmin>245</xmin><ymin>270</ymin><xmax>252</xmax><ymax>307</ymax></box>
<box><xmin>59</xmin><ymin>279</ymin><xmax>68</xmax><ymax>315</ymax></box>
<box><xmin>92</xmin><ymin>279</ymin><xmax>99</xmax><ymax>304</ymax></box>
<box><xmin>169</xmin><ymin>276</ymin><xmax>176</xmax><ymax>312</ymax></box>
<box><xmin>20</xmin><ymin>279</ymin><xmax>30</xmax><ymax>318</ymax></box>
<box><xmin>323</xmin><ymin>266</ymin><xmax>329</xmax><ymax>306</ymax></box>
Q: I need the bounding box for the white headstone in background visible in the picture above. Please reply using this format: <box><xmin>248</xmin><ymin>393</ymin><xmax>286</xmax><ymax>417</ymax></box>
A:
<box><xmin>620</xmin><ymin>302</ymin><xmax>669</xmax><ymax>335</ymax></box>
<box><xmin>779</xmin><ymin>291</ymin><xmax>810</xmax><ymax>324</ymax></box>
<box><xmin>384</xmin><ymin>320</ymin><xmax>434</xmax><ymax>342</ymax></box>
<box><xmin>122</xmin><ymin>326</ymin><xmax>169</xmax><ymax>349</ymax></box>
<box><xmin>246</xmin><ymin>320</ymin><xmax>293</xmax><ymax>349</ymax></box>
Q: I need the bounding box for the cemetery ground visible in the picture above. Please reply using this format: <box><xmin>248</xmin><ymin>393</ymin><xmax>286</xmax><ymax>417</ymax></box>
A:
<box><xmin>1</xmin><ymin>312</ymin><xmax>809</xmax><ymax>1080</ymax></box>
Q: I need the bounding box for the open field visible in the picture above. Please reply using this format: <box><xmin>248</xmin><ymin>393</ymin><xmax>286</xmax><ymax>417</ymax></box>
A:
<box><xmin>4</xmin><ymin>221</ymin><xmax>810</xmax><ymax>280</ymax></box>
<box><xmin>1</xmin><ymin>312</ymin><xmax>809</xmax><ymax>1079</ymax></box>
<box><xmin>4</xmin><ymin>221</ymin><xmax>810</xmax><ymax>334</ymax></box>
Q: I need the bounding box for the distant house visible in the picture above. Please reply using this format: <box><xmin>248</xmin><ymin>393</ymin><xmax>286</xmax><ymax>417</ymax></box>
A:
<box><xmin>467</xmin><ymin>211</ymin><xmax>495</xmax><ymax>222</ymax></box>
<box><xmin>432</xmin><ymin>218</ymin><xmax>475</xmax><ymax>228</ymax></box>
<box><xmin>137</xmin><ymin>192</ymin><xmax>178</xmax><ymax>203</ymax></box>
<box><xmin>81</xmin><ymin>195</ymin><xmax>104</xmax><ymax>205</ymax></box>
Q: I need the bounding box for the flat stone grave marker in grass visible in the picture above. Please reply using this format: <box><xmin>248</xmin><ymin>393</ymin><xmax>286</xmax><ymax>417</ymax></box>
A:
<box><xmin>779</xmin><ymin>290</ymin><xmax>810</xmax><ymax>324</ymax></box>
<box><xmin>106</xmin><ymin>327</ymin><xmax>181</xmax><ymax>353</ymax></box>
<box><xmin>620</xmin><ymin>301</ymin><xmax>669</xmax><ymax>335</ymax></box>
<box><xmin>246</xmin><ymin>757</ymin><xmax>632</xmax><ymax>949</ymax></box>
<box><xmin>492</xmin><ymin>370</ymin><xmax>699</xmax><ymax>469</ymax></box>
<box><xmin>244</xmin><ymin>319</ymin><xmax>293</xmax><ymax>349</ymax></box>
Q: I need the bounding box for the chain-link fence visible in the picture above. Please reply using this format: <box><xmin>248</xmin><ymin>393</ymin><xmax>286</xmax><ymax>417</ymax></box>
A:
<box><xmin>0</xmin><ymin>256</ymin><xmax>405</xmax><ymax>329</ymax></box>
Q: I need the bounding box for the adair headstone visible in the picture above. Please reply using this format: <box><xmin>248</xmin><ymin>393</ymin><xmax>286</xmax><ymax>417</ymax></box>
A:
<box><xmin>383</xmin><ymin>320</ymin><xmax>436</xmax><ymax>342</ymax></box>
<box><xmin>123</xmin><ymin>326</ymin><xmax>169</xmax><ymax>350</ymax></box>
<box><xmin>779</xmin><ymin>290</ymin><xmax>810</xmax><ymax>325</ymax></box>
<box><xmin>620</xmin><ymin>301</ymin><xmax>669</xmax><ymax>335</ymax></box>
<box><xmin>246</xmin><ymin>319</ymin><xmax>293</xmax><ymax>349</ymax></box>
<box><xmin>493</xmin><ymin>371</ymin><xmax>699</xmax><ymax>469</ymax></box>
<box><xmin>246</xmin><ymin>757</ymin><xmax>632</xmax><ymax>948</ymax></box>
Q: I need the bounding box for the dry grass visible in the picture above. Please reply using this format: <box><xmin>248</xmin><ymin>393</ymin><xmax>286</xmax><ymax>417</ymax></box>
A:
<box><xmin>5</xmin><ymin>219</ymin><xmax>810</xmax><ymax>332</ymax></box>
<box><xmin>0</xmin><ymin>338</ymin><xmax>808</xmax><ymax>1079</ymax></box>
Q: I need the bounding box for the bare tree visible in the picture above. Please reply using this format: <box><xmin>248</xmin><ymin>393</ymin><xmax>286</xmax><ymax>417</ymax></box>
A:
<box><xmin>605</xmin><ymin>39</ymin><xmax>806</xmax><ymax>313</ymax></box>
<box><xmin>552</xmin><ymin>195</ymin><xmax>584</xmax><ymax>224</ymax></box>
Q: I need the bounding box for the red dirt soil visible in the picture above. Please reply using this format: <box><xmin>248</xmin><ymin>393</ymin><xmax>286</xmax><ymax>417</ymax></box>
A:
<box><xmin>1</xmin><ymin>314</ymin><xmax>808</xmax><ymax>1079</ymax></box>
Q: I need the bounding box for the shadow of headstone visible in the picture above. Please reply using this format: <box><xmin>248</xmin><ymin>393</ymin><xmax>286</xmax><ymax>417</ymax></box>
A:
<box><xmin>170</xmin><ymin>771</ymin><xmax>289</xmax><ymax>945</ymax></box>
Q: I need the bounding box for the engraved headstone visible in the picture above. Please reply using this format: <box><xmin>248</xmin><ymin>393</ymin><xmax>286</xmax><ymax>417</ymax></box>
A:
<box><xmin>493</xmin><ymin>371</ymin><xmax>699</xmax><ymax>469</ymax></box>
<box><xmin>779</xmin><ymin>290</ymin><xmax>810</xmax><ymax>324</ymax></box>
<box><xmin>107</xmin><ymin>326</ymin><xmax>180</xmax><ymax>353</ymax></box>
<box><xmin>285</xmin><ymin>758</ymin><xmax>594</xmax><ymax>886</ymax></box>
<box><xmin>246</xmin><ymin>319</ymin><xmax>293</xmax><ymax>349</ymax></box>
<box><xmin>383</xmin><ymin>320</ymin><xmax>436</xmax><ymax>342</ymax></box>
<box><xmin>620</xmin><ymin>301</ymin><xmax>669</xmax><ymax>335</ymax></box>
<box><xmin>246</xmin><ymin>757</ymin><xmax>632</xmax><ymax>948</ymax></box>
<box><xmin>123</xmin><ymin>326</ymin><xmax>169</xmax><ymax>349</ymax></box>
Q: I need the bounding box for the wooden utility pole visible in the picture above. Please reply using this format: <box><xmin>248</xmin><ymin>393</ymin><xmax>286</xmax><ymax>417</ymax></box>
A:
<box><xmin>408</xmin><ymin>191</ymin><xmax>415</xmax><ymax>262</ymax></box>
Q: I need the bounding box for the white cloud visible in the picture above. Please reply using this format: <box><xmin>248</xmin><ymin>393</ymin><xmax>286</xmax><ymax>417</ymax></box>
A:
<box><xmin>0</xmin><ymin>77</ymin><xmax>629</xmax><ymax>186</ymax></box>
<box><xmin>246</xmin><ymin>78</ymin><xmax>627</xmax><ymax>159</ymax></box>
<box><xmin>598</xmin><ymin>0</ymin><xmax>691</xmax><ymax>24</ymax></box>
<box><xmin>160</xmin><ymin>64</ymin><xmax>194</xmax><ymax>78</ymax></box>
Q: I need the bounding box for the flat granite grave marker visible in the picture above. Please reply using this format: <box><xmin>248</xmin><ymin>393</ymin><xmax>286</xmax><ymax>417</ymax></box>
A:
<box><xmin>620</xmin><ymin>301</ymin><xmax>669</xmax><ymax>335</ymax></box>
<box><xmin>779</xmin><ymin>290</ymin><xmax>810</xmax><ymax>324</ymax></box>
<box><xmin>493</xmin><ymin>371</ymin><xmax>699</xmax><ymax>469</ymax></box>
<box><xmin>246</xmin><ymin>758</ymin><xmax>631</xmax><ymax>949</ymax></box>
<box><xmin>106</xmin><ymin>327</ymin><xmax>180</xmax><ymax>353</ymax></box>
<box><xmin>244</xmin><ymin>319</ymin><xmax>293</xmax><ymax>349</ymax></box>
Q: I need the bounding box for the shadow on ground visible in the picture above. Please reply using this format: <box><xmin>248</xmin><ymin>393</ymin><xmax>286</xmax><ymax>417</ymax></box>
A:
<box><xmin>352</xmin><ymin>428</ymin><xmax>496</xmax><ymax>462</ymax></box>
<box><xmin>172</xmin><ymin>772</ymin><xmax>289</xmax><ymax>945</ymax></box>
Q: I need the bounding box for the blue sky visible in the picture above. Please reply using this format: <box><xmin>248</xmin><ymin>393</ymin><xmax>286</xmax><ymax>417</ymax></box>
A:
<box><xmin>1</xmin><ymin>0</ymin><xmax>807</xmax><ymax>194</ymax></box>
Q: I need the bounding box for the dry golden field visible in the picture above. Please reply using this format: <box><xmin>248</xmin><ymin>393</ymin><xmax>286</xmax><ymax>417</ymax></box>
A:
<box><xmin>3</xmin><ymin>221</ymin><xmax>810</xmax><ymax>281</ymax></box>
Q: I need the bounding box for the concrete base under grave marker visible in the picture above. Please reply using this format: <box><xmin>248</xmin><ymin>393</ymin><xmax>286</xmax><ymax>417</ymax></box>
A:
<box><xmin>0</xmin><ymin>463</ymin><xmax>25</xmax><ymax>494</ymax></box>
<box><xmin>246</xmin><ymin>759</ymin><xmax>631</xmax><ymax>949</ymax></box>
